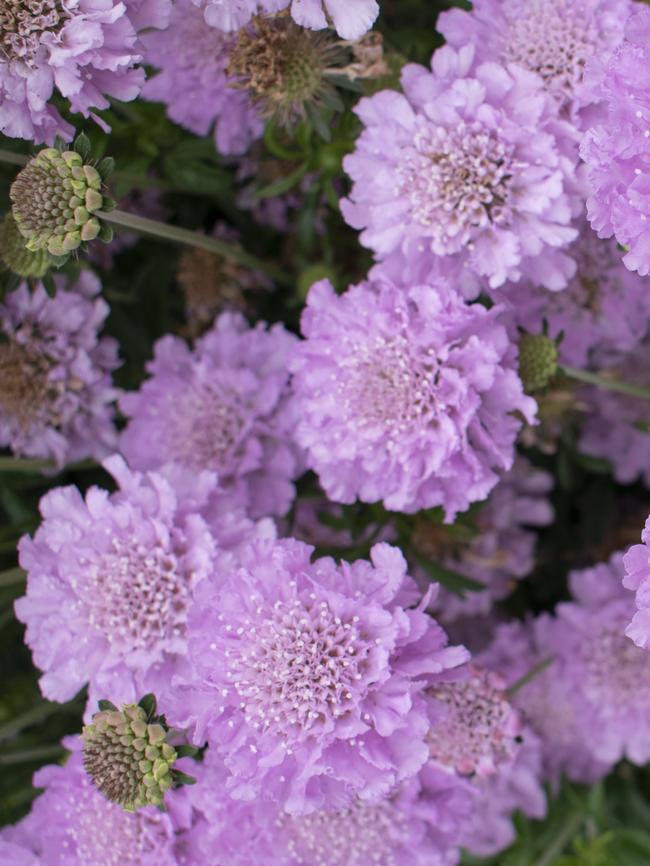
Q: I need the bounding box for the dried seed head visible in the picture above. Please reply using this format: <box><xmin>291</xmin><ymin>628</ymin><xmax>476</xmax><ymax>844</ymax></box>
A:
<box><xmin>518</xmin><ymin>333</ymin><xmax>559</xmax><ymax>394</ymax></box>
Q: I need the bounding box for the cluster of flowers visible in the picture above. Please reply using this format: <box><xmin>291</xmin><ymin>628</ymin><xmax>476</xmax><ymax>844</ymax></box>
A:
<box><xmin>4</xmin><ymin>0</ymin><xmax>650</xmax><ymax>864</ymax></box>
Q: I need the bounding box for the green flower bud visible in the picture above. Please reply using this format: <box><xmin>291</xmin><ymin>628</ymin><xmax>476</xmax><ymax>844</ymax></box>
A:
<box><xmin>518</xmin><ymin>333</ymin><xmax>559</xmax><ymax>394</ymax></box>
<box><xmin>10</xmin><ymin>147</ymin><xmax>110</xmax><ymax>257</ymax></box>
<box><xmin>82</xmin><ymin>701</ymin><xmax>178</xmax><ymax>812</ymax></box>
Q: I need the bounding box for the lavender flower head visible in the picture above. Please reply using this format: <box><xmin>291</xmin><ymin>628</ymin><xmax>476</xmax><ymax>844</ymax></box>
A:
<box><xmin>1</xmin><ymin>747</ymin><xmax>187</xmax><ymax>866</ymax></box>
<box><xmin>290</xmin><ymin>277</ymin><xmax>536</xmax><ymax>520</ymax></box>
<box><xmin>164</xmin><ymin>537</ymin><xmax>469</xmax><ymax>813</ymax></box>
<box><xmin>426</xmin><ymin>665</ymin><xmax>523</xmax><ymax>779</ymax></box>
<box><xmin>0</xmin><ymin>271</ymin><xmax>120</xmax><ymax>467</ymax></box>
<box><xmin>342</xmin><ymin>45</ymin><xmax>580</xmax><ymax>290</ymax></box>
<box><xmin>120</xmin><ymin>312</ymin><xmax>302</xmax><ymax>519</ymax></box>
<box><xmin>578</xmin><ymin>342</ymin><xmax>650</xmax><ymax>486</ymax></box>
<box><xmin>141</xmin><ymin>0</ymin><xmax>263</xmax><ymax>155</ymax></box>
<box><xmin>186</xmin><ymin>749</ymin><xmax>475</xmax><ymax>866</ymax></box>
<box><xmin>496</xmin><ymin>223</ymin><xmax>650</xmax><ymax>368</ymax></box>
<box><xmin>622</xmin><ymin>517</ymin><xmax>650</xmax><ymax>652</ymax></box>
<box><xmin>580</xmin><ymin>7</ymin><xmax>650</xmax><ymax>275</ymax></box>
<box><xmin>15</xmin><ymin>455</ymin><xmax>217</xmax><ymax>705</ymax></box>
<box><xmin>553</xmin><ymin>555</ymin><xmax>650</xmax><ymax>766</ymax></box>
<box><xmin>194</xmin><ymin>0</ymin><xmax>379</xmax><ymax>40</ymax></box>
<box><xmin>480</xmin><ymin>620</ymin><xmax>612</xmax><ymax>783</ymax></box>
<box><xmin>437</xmin><ymin>0</ymin><xmax>631</xmax><ymax>121</ymax></box>
<box><xmin>0</xmin><ymin>0</ymin><xmax>170</xmax><ymax>145</ymax></box>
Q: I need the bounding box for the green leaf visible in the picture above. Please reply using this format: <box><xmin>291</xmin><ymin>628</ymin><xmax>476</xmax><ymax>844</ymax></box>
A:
<box><xmin>174</xmin><ymin>745</ymin><xmax>199</xmax><ymax>759</ymax></box>
<box><xmin>73</xmin><ymin>133</ymin><xmax>91</xmax><ymax>161</ymax></box>
<box><xmin>409</xmin><ymin>551</ymin><xmax>485</xmax><ymax>596</ymax></box>
<box><xmin>138</xmin><ymin>693</ymin><xmax>157</xmax><ymax>720</ymax></box>
<box><xmin>305</xmin><ymin>103</ymin><xmax>332</xmax><ymax>142</ymax></box>
<box><xmin>97</xmin><ymin>700</ymin><xmax>118</xmax><ymax>712</ymax></box>
<box><xmin>172</xmin><ymin>771</ymin><xmax>197</xmax><ymax>786</ymax></box>
<box><xmin>96</xmin><ymin>156</ymin><xmax>115</xmax><ymax>181</ymax></box>
<box><xmin>41</xmin><ymin>272</ymin><xmax>57</xmax><ymax>297</ymax></box>
<box><xmin>255</xmin><ymin>163</ymin><xmax>308</xmax><ymax>199</ymax></box>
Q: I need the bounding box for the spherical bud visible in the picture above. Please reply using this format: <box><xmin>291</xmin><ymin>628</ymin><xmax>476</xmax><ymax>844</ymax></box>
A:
<box><xmin>518</xmin><ymin>333</ymin><xmax>558</xmax><ymax>394</ymax></box>
<box><xmin>0</xmin><ymin>214</ymin><xmax>53</xmax><ymax>278</ymax></box>
<box><xmin>10</xmin><ymin>148</ymin><xmax>108</xmax><ymax>257</ymax></box>
<box><xmin>82</xmin><ymin>701</ymin><xmax>178</xmax><ymax>811</ymax></box>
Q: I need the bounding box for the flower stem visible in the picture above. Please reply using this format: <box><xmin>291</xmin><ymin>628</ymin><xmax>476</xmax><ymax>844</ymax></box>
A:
<box><xmin>0</xmin><ymin>702</ymin><xmax>62</xmax><ymax>743</ymax></box>
<box><xmin>507</xmin><ymin>656</ymin><xmax>554</xmax><ymax>697</ymax></box>
<box><xmin>0</xmin><ymin>745</ymin><xmax>65</xmax><ymax>766</ymax></box>
<box><xmin>0</xmin><ymin>149</ymin><xmax>28</xmax><ymax>166</ymax></box>
<box><xmin>0</xmin><ymin>567</ymin><xmax>25</xmax><ymax>588</ymax></box>
<box><xmin>531</xmin><ymin>810</ymin><xmax>583</xmax><ymax>866</ymax></box>
<box><xmin>560</xmin><ymin>365</ymin><xmax>650</xmax><ymax>402</ymax></box>
<box><xmin>0</xmin><ymin>456</ymin><xmax>53</xmax><ymax>472</ymax></box>
<box><xmin>96</xmin><ymin>209</ymin><xmax>286</xmax><ymax>282</ymax></box>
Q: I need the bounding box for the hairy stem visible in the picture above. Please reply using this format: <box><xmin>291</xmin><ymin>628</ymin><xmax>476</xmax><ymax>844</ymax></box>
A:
<box><xmin>560</xmin><ymin>365</ymin><xmax>650</xmax><ymax>402</ymax></box>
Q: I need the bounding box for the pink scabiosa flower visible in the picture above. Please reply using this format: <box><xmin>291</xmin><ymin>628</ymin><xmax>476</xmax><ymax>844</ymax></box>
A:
<box><xmin>412</xmin><ymin>458</ymin><xmax>553</xmax><ymax>622</ymax></box>
<box><xmin>0</xmin><ymin>271</ymin><xmax>120</xmax><ymax>467</ymax></box>
<box><xmin>14</xmin><ymin>455</ymin><xmax>218</xmax><ymax>705</ymax></box>
<box><xmin>194</xmin><ymin>0</ymin><xmax>378</xmax><ymax>40</ymax></box>
<box><xmin>184</xmin><ymin>749</ymin><xmax>476</xmax><ymax>866</ymax></box>
<box><xmin>426</xmin><ymin>665</ymin><xmax>523</xmax><ymax>779</ymax></box>
<box><xmin>164</xmin><ymin>538</ymin><xmax>469</xmax><ymax>813</ymax></box>
<box><xmin>342</xmin><ymin>45</ymin><xmax>579</xmax><ymax>290</ymax></box>
<box><xmin>578</xmin><ymin>342</ymin><xmax>650</xmax><ymax>486</ymax></box>
<box><xmin>461</xmin><ymin>728</ymin><xmax>546</xmax><ymax>857</ymax></box>
<box><xmin>479</xmin><ymin>620</ymin><xmax>612</xmax><ymax>783</ymax></box>
<box><xmin>496</xmin><ymin>223</ymin><xmax>650</xmax><ymax>368</ymax></box>
<box><xmin>290</xmin><ymin>277</ymin><xmax>536</xmax><ymax>520</ymax></box>
<box><xmin>120</xmin><ymin>312</ymin><xmax>302</xmax><ymax>519</ymax></box>
<box><xmin>552</xmin><ymin>555</ymin><xmax>650</xmax><ymax>766</ymax></box>
<box><xmin>580</xmin><ymin>7</ymin><xmax>650</xmax><ymax>275</ymax></box>
<box><xmin>0</xmin><ymin>0</ymin><xmax>170</xmax><ymax>145</ymax></box>
<box><xmin>2</xmin><ymin>746</ymin><xmax>187</xmax><ymax>866</ymax></box>
<box><xmin>437</xmin><ymin>0</ymin><xmax>631</xmax><ymax>122</ymax></box>
<box><xmin>623</xmin><ymin>516</ymin><xmax>650</xmax><ymax>651</ymax></box>
<box><xmin>141</xmin><ymin>0</ymin><xmax>263</xmax><ymax>155</ymax></box>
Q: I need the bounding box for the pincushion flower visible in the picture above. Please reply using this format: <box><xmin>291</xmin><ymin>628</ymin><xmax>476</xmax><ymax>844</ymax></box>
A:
<box><xmin>15</xmin><ymin>455</ymin><xmax>217</xmax><ymax>704</ymax></box>
<box><xmin>120</xmin><ymin>312</ymin><xmax>302</xmax><ymax>519</ymax></box>
<box><xmin>437</xmin><ymin>0</ymin><xmax>631</xmax><ymax>121</ymax></box>
<box><xmin>578</xmin><ymin>342</ymin><xmax>650</xmax><ymax>486</ymax></box>
<box><xmin>0</xmin><ymin>271</ymin><xmax>120</xmax><ymax>467</ymax></box>
<box><xmin>342</xmin><ymin>45</ymin><xmax>579</xmax><ymax>290</ymax></box>
<box><xmin>0</xmin><ymin>0</ymin><xmax>170</xmax><ymax>145</ymax></box>
<box><xmin>1</xmin><ymin>747</ymin><xmax>187</xmax><ymax>866</ymax></box>
<box><xmin>194</xmin><ymin>0</ymin><xmax>378</xmax><ymax>40</ymax></box>
<box><xmin>141</xmin><ymin>0</ymin><xmax>263</xmax><ymax>156</ymax></box>
<box><xmin>580</xmin><ymin>7</ymin><xmax>650</xmax><ymax>275</ymax></box>
<box><xmin>622</xmin><ymin>517</ymin><xmax>650</xmax><ymax>652</ymax></box>
<box><xmin>426</xmin><ymin>665</ymin><xmax>523</xmax><ymax>779</ymax></box>
<box><xmin>479</xmin><ymin>621</ymin><xmax>612</xmax><ymax>783</ymax></box>
<box><xmin>164</xmin><ymin>537</ymin><xmax>469</xmax><ymax>813</ymax></box>
<box><xmin>290</xmin><ymin>277</ymin><xmax>536</xmax><ymax>520</ymax></box>
<box><xmin>496</xmin><ymin>224</ymin><xmax>650</xmax><ymax>367</ymax></box>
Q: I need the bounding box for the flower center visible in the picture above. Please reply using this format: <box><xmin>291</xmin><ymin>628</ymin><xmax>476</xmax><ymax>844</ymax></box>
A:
<box><xmin>0</xmin><ymin>0</ymin><xmax>68</xmax><ymax>65</ymax></box>
<box><xmin>339</xmin><ymin>335</ymin><xmax>439</xmax><ymax>436</ymax></box>
<box><xmin>79</xmin><ymin>535</ymin><xmax>188</xmax><ymax>652</ymax></box>
<box><xmin>398</xmin><ymin>121</ymin><xmax>514</xmax><ymax>253</ymax></box>
<box><xmin>580</xmin><ymin>615</ymin><xmax>650</xmax><ymax>705</ymax></box>
<box><xmin>167</xmin><ymin>382</ymin><xmax>245</xmax><ymax>472</ymax></box>
<box><xmin>66</xmin><ymin>779</ymin><xmax>171</xmax><ymax>866</ymax></box>
<box><xmin>427</xmin><ymin>669</ymin><xmax>519</xmax><ymax>776</ymax></box>
<box><xmin>280</xmin><ymin>799</ymin><xmax>409</xmax><ymax>866</ymax></box>
<box><xmin>503</xmin><ymin>0</ymin><xmax>597</xmax><ymax>99</ymax></box>
<box><xmin>225</xmin><ymin>594</ymin><xmax>372</xmax><ymax>737</ymax></box>
<box><xmin>0</xmin><ymin>340</ymin><xmax>54</xmax><ymax>431</ymax></box>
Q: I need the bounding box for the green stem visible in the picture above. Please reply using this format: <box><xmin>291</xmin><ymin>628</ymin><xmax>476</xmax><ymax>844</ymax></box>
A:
<box><xmin>0</xmin><ymin>149</ymin><xmax>28</xmax><ymax>166</ymax></box>
<box><xmin>532</xmin><ymin>811</ymin><xmax>583</xmax><ymax>866</ymax></box>
<box><xmin>560</xmin><ymin>365</ymin><xmax>650</xmax><ymax>402</ymax></box>
<box><xmin>0</xmin><ymin>567</ymin><xmax>25</xmax><ymax>588</ymax></box>
<box><xmin>0</xmin><ymin>745</ymin><xmax>65</xmax><ymax>766</ymax></box>
<box><xmin>0</xmin><ymin>456</ymin><xmax>53</xmax><ymax>472</ymax></box>
<box><xmin>507</xmin><ymin>656</ymin><xmax>554</xmax><ymax>697</ymax></box>
<box><xmin>0</xmin><ymin>702</ymin><xmax>63</xmax><ymax>743</ymax></box>
<box><xmin>97</xmin><ymin>209</ymin><xmax>286</xmax><ymax>282</ymax></box>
